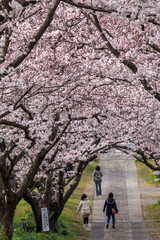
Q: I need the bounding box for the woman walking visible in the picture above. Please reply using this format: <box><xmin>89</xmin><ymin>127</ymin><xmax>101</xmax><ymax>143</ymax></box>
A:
<box><xmin>103</xmin><ymin>192</ymin><xmax>118</xmax><ymax>229</ymax></box>
<box><xmin>93</xmin><ymin>166</ymin><xmax>103</xmax><ymax>195</ymax></box>
<box><xmin>77</xmin><ymin>194</ymin><xmax>92</xmax><ymax>227</ymax></box>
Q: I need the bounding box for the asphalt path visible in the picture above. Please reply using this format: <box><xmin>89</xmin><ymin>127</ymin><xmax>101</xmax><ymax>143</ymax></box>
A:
<box><xmin>89</xmin><ymin>152</ymin><xmax>147</xmax><ymax>240</ymax></box>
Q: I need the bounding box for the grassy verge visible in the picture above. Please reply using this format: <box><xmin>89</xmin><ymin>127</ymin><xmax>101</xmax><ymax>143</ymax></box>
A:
<box><xmin>143</xmin><ymin>200</ymin><xmax>160</xmax><ymax>221</ymax></box>
<box><xmin>135</xmin><ymin>160</ymin><xmax>160</xmax><ymax>187</ymax></box>
<box><xmin>13</xmin><ymin>159</ymin><xmax>98</xmax><ymax>240</ymax></box>
<box><xmin>135</xmin><ymin>160</ymin><xmax>160</xmax><ymax>240</ymax></box>
<box><xmin>143</xmin><ymin>200</ymin><xmax>160</xmax><ymax>240</ymax></box>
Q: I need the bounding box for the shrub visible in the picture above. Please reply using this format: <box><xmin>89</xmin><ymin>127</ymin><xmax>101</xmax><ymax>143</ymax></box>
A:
<box><xmin>25</xmin><ymin>210</ymin><xmax>36</xmax><ymax>232</ymax></box>
<box><xmin>0</xmin><ymin>224</ymin><xmax>8</xmax><ymax>240</ymax></box>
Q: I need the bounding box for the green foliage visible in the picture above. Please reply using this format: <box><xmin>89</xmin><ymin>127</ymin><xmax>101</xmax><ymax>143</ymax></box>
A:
<box><xmin>25</xmin><ymin>210</ymin><xmax>36</xmax><ymax>232</ymax></box>
<box><xmin>0</xmin><ymin>224</ymin><xmax>8</xmax><ymax>240</ymax></box>
<box><xmin>60</xmin><ymin>229</ymin><xmax>68</xmax><ymax>236</ymax></box>
<box><xmin>13</xmin><ymin>230</ymin><xmax>57</xmax><ymax>240</ymax></box>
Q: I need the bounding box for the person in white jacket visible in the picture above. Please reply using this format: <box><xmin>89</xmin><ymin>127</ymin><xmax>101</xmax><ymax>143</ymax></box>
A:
<box><xmin>77</xmin><ymin>194</ymin><xmax>92</xmax><ymax>227</ymax></box>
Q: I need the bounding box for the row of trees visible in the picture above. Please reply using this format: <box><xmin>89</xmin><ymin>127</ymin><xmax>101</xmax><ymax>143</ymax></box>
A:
<box><xmin>0</xmin><ymin>0</ymin><xmax>160</xmax><ymax>239</ymax></box>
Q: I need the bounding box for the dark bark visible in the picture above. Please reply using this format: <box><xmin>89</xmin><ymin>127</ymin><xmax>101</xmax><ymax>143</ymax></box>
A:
<box><xmin>24</xmin><ymin>193</ymin><xmax>61</xmax><ymax>232</ymax></box>
<box><xmin>0</xmin><ymin>192</ymin><xmax>5</xmax><ymax>227</ymax></box>
<box><xmin>24</xmin><ymin>192</ymin><xmax>42</xmax><ymax>232</ymax></box>
<box><xmin>4</xmin><ymin>202</ymin><xmax>17</xmax><ymax>240</ymax></box>
<box><xmin>135</xmin><ymin>150</ymin><xmax>160</xmax><ymax>170</ymax></box>
<box><xmin>0</xmin><ymin>193</ymin><xmax>18</xmax><ymax>240</ymax></box>
<box><xmin>0</xmin><ymin>173</ymin><xmax>17</xmax><ymax>240</ymax></box>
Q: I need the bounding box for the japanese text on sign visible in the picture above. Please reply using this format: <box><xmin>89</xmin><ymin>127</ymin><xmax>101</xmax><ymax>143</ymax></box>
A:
<box><xmin>41</xmin><ymin>208</ymin><xmax>50</xmax><ymax>232</ymax></box>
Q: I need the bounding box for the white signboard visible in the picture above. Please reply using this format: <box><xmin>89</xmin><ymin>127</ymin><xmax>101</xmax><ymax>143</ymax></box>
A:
<box><xmin>41</xmin><ymin>208</ymin><xmax>50</xmax><ymax>232</ymax></box>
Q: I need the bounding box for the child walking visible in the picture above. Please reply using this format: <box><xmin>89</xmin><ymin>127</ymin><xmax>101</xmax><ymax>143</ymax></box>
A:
<box><xmin>103</xmin><ymin>192</ymin><xmax>118</xmax><ymax>229</ymax></box>
<box><xmin>77</xmin><ymin>194</ymin><xmax>92</xmax><ymax>227</ymax></box>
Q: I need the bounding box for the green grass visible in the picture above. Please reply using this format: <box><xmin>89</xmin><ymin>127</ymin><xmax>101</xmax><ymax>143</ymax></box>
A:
<box><xmin>136</xmin><ymin>160</ymin><xmax>160</xmax><ymax>238</ymax></box>
<box><xmin>13</xmin><ymin>159</ymin><xmax>98</xmax><ymax>240</ymax></box>
<box><xmin>143</xmin><ymin>200</ymin><xmax>160</xmax><ymax>221</ymax></box>
<box><xmin>135</xmin><ymin>160</ymin><xmax>160</xmax><ymax>187</ymax></box>
<box><xmin>0</xmin><ymin>224</ymin><xmax>8</xmax><ymax>240</ymax></box>
<box><xmin>13</xmin><ymin>200</ymin><xmax>33</xmax><ymax>230</ymax></box>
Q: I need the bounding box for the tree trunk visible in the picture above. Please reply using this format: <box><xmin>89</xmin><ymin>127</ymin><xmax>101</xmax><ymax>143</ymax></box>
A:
<box><xmin>0</xmin><ymin>174</ymin><xmax>17</xmax><ymax>239</ymax></box>
<box><xmin>5</xmin><ymin>204</ymin><xmax>16</xmax><ymax>240</ymax></box>
<box><xmin>24</xmin><ymin>192</ymin><xmax>64</xmax><ymax>233</ymax></box>
<box><xmin>48</xmin><ymin>201</ymin><xmax>64</xmax><ymax>232</ymax></box>
<box><xmin>26</xmin><ymin>198</ymin><xmax>63</xmax><ymax>232</ymax></box>
<box><xmin>0</xmin><ymin>201</ymin><xmax>17</xmax><ymax>240</ymax></box>
<box><xmin>0</xmin><ymin>202</ymin><xmax>5</xmax><ymax>226</ymax></box>
<box><xmin>23</xmin><ymin>193</ymin><xmax>42</xmax><ymax>232</ymax></box>
<box><xmin>0</xmin><ymin>176</ymin><xmax>5</xmax><ymax>223</ymax></box>
<box><xmin>31</xmin><ymin>202</ymin><xmax>60</xmax><ymax>232</ymax></box>
<box><xmin>30</xmin><ymin>203</ymin><xmax>42</xmax><ymax>232</ymax></box>
<box><xmin>35</xmin><ymin>208</ymin><xmax>42</xmax><ymax>232</ymax></box>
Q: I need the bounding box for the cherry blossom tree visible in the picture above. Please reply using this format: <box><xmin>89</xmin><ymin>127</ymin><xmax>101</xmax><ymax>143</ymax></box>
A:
<box><xmin>0</xmin><ymin>0</ymin><xmax>160</xmax><ymax>239</ymax></box>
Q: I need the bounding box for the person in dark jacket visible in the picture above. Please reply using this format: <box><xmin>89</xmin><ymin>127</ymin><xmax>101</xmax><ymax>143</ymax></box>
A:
<box><xmin>103</xmin><ymin>192</ymin><xmax>118</xmax><ymax>229</ymax></box>
<box><xmin>93</xmin><ymin>166</ymin><xmax>103</xmax><ymax>195</ymax></box>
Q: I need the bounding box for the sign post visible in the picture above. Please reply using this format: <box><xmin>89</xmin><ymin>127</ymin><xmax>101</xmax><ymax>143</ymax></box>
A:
<box><xmin>41</xmin><ymin>208</ymin><xmax>50</xmax><ymax>232</ymax></box>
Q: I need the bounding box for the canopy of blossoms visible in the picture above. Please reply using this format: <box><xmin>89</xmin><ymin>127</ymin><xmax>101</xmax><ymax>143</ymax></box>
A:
<box><xmin>0</xmin><ymin>0</ymin><xmax>160</xmax><ymax>183</ymax></box>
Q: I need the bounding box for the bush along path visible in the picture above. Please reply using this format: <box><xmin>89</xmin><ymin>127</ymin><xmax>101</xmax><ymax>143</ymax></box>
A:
<box><xmin>90</xmin><ymin>152</ymin><xmax>147</xmax><ymax>240</ymax></box>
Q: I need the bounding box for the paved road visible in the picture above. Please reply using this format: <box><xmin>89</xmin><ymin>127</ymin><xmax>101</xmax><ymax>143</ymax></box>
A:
<box><xmin>89</xmin><ymin>152</ymin><xmax>147</xmax><ymax>240</ymax></box>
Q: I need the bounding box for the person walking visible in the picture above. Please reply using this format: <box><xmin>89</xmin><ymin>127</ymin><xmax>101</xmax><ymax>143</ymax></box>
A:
<box><xmin>77</xmin><ymin>194</ymin><xmax>92</xmax><ymax>227</ymax></box>
<box><xmin>93</xmin><ymin>165</ymin><xmax>103</xmax><ymax>195</ymax></box>
<box><xmin>103</xmin><ymin>192</ymin><xmax>118</xmax><ymax>229</ymax></box>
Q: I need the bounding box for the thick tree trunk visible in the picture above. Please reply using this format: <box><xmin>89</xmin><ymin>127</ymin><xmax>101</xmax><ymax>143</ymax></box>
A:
<box><xmin>29</xmin><ymin>202</ymin><xmax>42</xmax><ymax>232</ymax></box>
<box><xmin>48</xmin><ymin>201</ymin><xmax>64</xmax><ymax>232</ymax></box>
<box><xmin>47</xmin><ymin>171</ymin><xmax>65</xmax><ymax>232</ymax></box>
<box><xmin>23</xmin><ymin>193</ymin><xmax>43</xmax><ymax>232</ymax></box>
<box><xmin>27</xmin><ymin>199</ymin><xmax>63</xmax><ymax>232</ymax></box>
<box><xmin>0</xmin><ymin>202</ymin><xmax>5</xmax><ymax>225</ymax></box>
<box><xmin>0</xmin><ymin>201</ymin><xmax>17</xmax><ymax>240</ymax></box>
<box><xmin>0</xmin><ymin>175</ymin><xmax>5</xmax><ymax>222</ymax></box>
<box><xmin>4</xmin><ymin>204</ymin><xmax>16</xmax><ymax>240</ymax></box>
<box><xmin>33</xmin><ymin>202</ymin><xmax>63</xmax><ymax>232</ymax></box>
<box><xmin>0</xmin><ymin>174</ymin><xmax>17</xmax><ymax>239</ymax></box>
<box><xmin>35</xmin><ymin>209</ymin><xmax>42</xmax><ymax>232</ymax></box>
<box><xmin>24</xmin><ymin>192</ymin><xmax>64</xmax><ymax>233</ymax></box>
